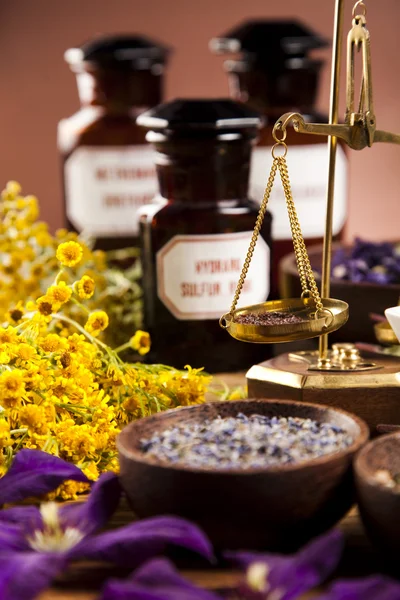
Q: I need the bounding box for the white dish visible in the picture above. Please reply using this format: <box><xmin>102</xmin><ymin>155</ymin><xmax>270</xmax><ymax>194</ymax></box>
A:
<box><xmin>384</xmin><ymin>306</ymin><xmax>400</xmax><ymax>343</ymax></box>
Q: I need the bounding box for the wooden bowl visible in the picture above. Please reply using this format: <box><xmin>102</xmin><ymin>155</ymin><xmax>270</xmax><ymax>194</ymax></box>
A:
<box><xmin>118</xmin><ymin>399</ymin><xmax>369</xmax><ymax>551</ymax></box>
<box><xmin>355</xmin><ymin>432</ymin><xmax>400</xmax><ymax>556</ymax></box>
<box><xmin>374</xmin><ymin>321</ymin><xmax>398</xmax><ymax>346</ymax></box>
<box><xmin>280</xmin><ymin>244</ymin><xmax>400</xmax><ymax>343</ymax></box>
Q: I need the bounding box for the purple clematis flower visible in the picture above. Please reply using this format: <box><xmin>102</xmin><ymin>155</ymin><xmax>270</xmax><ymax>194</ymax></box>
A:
<box><xmin>0</xmin><ymin>473</ymin><xmax>213</xmax><ymax>600</ymax></box>
<box><xmin>0</xmin><ymin>449</ymin><xmax>89</xmax><ymax>505</ymax></box>
<box><xmin>319</xmin><ymin>575</ymin><xmax>400</xmax><ymax>599</ymax></box>
<box><xmin>100</xmin><ymin>557</ymin><xmax>221</xmax><ymax>600</ymax></box>
<box><xmin>225</xmin><ymin>529</ymin><xmax>344</xmax><ymax>600</ymax></box>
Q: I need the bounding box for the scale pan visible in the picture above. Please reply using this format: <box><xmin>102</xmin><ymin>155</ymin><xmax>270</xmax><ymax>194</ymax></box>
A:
<box><xmin>220</xmin><ymin>298</ymin><xmax>349</xmax><ymax>343</ymax></box>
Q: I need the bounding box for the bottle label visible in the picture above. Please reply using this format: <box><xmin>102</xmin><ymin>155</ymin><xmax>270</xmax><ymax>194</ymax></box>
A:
<box><xmin>250</xmin><ymin>144</ymin><xmax>348</xmax><ymax>240</ymax></box>
<box><xmin>157</xmin><ymin>232</ymin><xmax>270</xmax><ymax>320</ymax></box>
<box><xmin>64</xmin><ymin>146</ymin><xmax>158</xmax><ymax>237</ymax></box>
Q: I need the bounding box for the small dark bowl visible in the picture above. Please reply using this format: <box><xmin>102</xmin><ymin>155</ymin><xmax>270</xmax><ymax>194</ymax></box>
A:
<box><xmin>355</xmin><ymin>432</ymin><xmax>400</xmax><ymax>556</ymax></box>
<box><xmin>118</xmin><ymin>399</ymin><xmax>369</xmax><ymax>551</ymax></box>
<box><xmin>280</xmin><ymin>244</ymin><xmax>400</xmax><ymax>344</ymax></box>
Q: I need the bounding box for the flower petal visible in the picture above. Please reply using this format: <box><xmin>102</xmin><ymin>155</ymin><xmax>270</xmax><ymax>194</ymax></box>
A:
<box><xmin>319</xmin><ymin>575</ymin><xmax>400</xmax><ymax>600</ymax></box>
<box><xmin>100</xmin><ymin>558</ymin><xmax>220</xmax><ymax>600</ymax></box>
<box><xmin>60</xmin><ymin>472</ymin><xmax>121</xmax><ymax>535</ymax></box>
<box><xmin>70</xmin><ymin>516</ymin><xmax>214</xmax><ymax>567</ymax></box>
<box><xmin>0</xmin><ymin>506</ymin><xmax>42</xmax><ymax>530</ymax></box>
<box><xmin>0</xmin><ymin>449</ymin><xmax>88</xmax><ymax>504</ymax></box>
<box><xmin>226</xmin><ymin>529</ymin><xmax>344</xmax><ymax>600</ymax></box>
<box><xmin>0</xmin><ymin>521</ymin><xmax>28</xmax><ymax>552</ymax></box>
<box><xmin>0</xmin><ymin>552</ymin><xmax>66</xmax><ymax>600</ymax></box>
<box><xmin>0</xmin><ymin>506</ymin><xmax>47</xmax><ymax>551</ymax></box>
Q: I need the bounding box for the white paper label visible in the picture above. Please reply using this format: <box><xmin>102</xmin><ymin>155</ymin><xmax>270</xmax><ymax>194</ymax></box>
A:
<box><xmin>250</xmin><ymin>144</ymin><xmax>348</xmax><ymax>240</ymax></box>
<box><xmin>157</xmin><ymin>232</ymin><xmax>270</xmax><ymax>320</ymax></box>
<box><xmin>64</xmin><ymin>146</ymin><xmax>158</xmax><ymax>237</ymax></box>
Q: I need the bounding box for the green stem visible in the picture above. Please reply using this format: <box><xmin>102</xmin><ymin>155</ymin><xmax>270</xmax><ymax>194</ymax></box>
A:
<box><xmin>51</xmin><ymin>313</ymin><xmax>109</xmax><ymax>352</ymax></box>
<box><xmin>70</xmin><ymin>296</ymin><xmax>90</xmax><ymax>315</ymax></box>
<box><xmin>55</xmin><ymin>270</ymin><xmax>65</xmax><ymax>284</ymax></box>
<box><xmin>55</xmin><ymin>402</ymin><xmax>93</xmax><ymax>412</ymax></box>
<box><xmin>14</xmin><ymin>431</ymin><xmax>28</xmax><ymax>452</ymax></box>
<box><xmin>114</xmin><ymin>341</ymin><xmax>131</xmax><ymax>354</ymax></box>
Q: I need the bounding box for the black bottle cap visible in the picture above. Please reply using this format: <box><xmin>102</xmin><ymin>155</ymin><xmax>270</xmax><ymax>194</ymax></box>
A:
<box><xmin>210</xmin><ymin>19</ymin><xmax>328</xmax><ymax>67</ymax></box>
<box><xmin>137</xmin><ymin>98</ymin><xmax>262</xmax><ymax>132</ymax></box>
<box><xmin>65</xmin><ymin>34</ymin><xmax>170</xmax><ymax>70</ymax></box>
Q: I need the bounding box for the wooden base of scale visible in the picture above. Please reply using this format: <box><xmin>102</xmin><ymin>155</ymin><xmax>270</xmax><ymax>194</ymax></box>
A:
<box><xmin>247</xmin><ymin>352</ymin><xmax>400</xmax><ymax>434</ymax></box>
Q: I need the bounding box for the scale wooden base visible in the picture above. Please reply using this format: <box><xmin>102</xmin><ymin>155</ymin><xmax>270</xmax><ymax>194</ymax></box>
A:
<box><xmin>246</xmin><ymin>350</ymin><xmax>400</xmax><ymax>434</ymax></box>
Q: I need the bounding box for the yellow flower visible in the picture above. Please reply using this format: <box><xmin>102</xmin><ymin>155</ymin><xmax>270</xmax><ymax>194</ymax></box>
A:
<box><xmin>76</xmin><ymin>275</ymin><xmax>95</xmax><ymax>299</ymax></box>
<box><xmin>227</xmin><ymin>387</ymin><xmax>245</xmax><ymax>400</ymax></box>
<box><xmin>122</xmin><ymin>395</ymin><xmax>143</xmax><ymax>417</ymax></box>
<box><xmin>17</xmin><ymin>343</ymin><xmax>37</xmax><ymax>361</ymax></box>
<box><xmin>0</xmin><ymin>182</ymin><xmax>212</xmax><ymax>487</ymax></box>
<box><xmin>40</xmin><ymin>333</ymin><xmax>66</xmax><ymax>353</ymax></box>
<box><xmin>19</xmin><ymin>404</ymin><xmax>49</xmax><ymax>435</ymax></box>
<box><xmin>25</xmin><ymin>195</ymin><xmax>39</xmax><ymax>221</ymax></box>
<box><xmin>67</xmin><ymin>333</ymin><xmax>90</xmax><ymax>354</ymax></box>
<box><xmin>0</xmin><ymin>326</ymin><xmax>18</xmax><ymax>346</ymax></box>
<box><xmin>93</xmin><ymin>431</ymin><xmax>109</xmax><ymax>451</ymax></box>
<box><xmin>130</xmin><ymin>330</ymin><xmax>151</xmax><ymax>355</ymax></box>
<box><xmin>59</xmin><ymin>424</ymin><xmax>97</xmax><ymax>459</ymax></box>
<box><xmin>5</xmin><ymin>180</ymin><xmax>21</xmax><ymax>196</ymax></box>
<box><xmin>107</xmin><ymin>457</ymin><xmax>120</xmax><ymax>474</ymax></box>
<box><xmin>0</xmin><ymin>420</ymin><xmax>12</xmax><ymax>449</ymax></box>
<box><xmin>50</xmin><ymin>480</ymin><xmax>90</xmax><ymax>501</ymax></box>
<box><xmin>0</xmin><ymin>352</ymin><xmax>10</xmax><ymax>364</ymax></box>
<box><xmin>31</xmin><ymin>264</ymin><xmax>45</xmax><ymax>278</ymax></box>
<box><xmin>6</xmin><ymin>301</ymin><xmax>25</xmax><ymax>324</ymax></box>
<box><xmin>36</xmin><ymin>295</ymin><xmax>56</xmax><ymax>316</ymax></box>
<box><xmin>85</xmin><ymin>311</ymin><xmax>109</xmax><ymax>337</ymax></box>
<box><xmin>82</xmin><ymin>461</ymin><xmax>99</xmax><ymax>481</ymax></box>
<box><xmin>36</xmin><ymin>230</ymin><xmax>53</xmax><ymax>247</ymax></box>
<box><xmin>56</xmin><ymin>241</ymin><xmax>83</xmax><ymax>268</ymax></box>
<box><xmin>55</xmin><ymin>228</ymin><xmax>69</xmax><ymax>239</ymax></box>
<box><xmin>58</xmin><ymin>352</ymin><xmax>72</xmax><ymax>369</ymax></box>
<box><xmin>46</xmin><ymin>282</ymin><xmax>72</xmax><ymax>305</ymax></box>
<box><xmin>0</xmin><ymin>369</ymin><xmax>25</xmax><ymax>398</ymax></box>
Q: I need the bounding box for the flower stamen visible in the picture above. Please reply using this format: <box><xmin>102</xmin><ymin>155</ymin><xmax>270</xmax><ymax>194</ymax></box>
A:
<box><xmin>27</xmin><ymin>502</ymin><xmax>84</xmax><ymax>553</ymax></box>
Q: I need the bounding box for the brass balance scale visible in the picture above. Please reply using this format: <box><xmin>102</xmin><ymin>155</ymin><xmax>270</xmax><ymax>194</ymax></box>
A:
<box><xmin>220</xmin><ymin>0</ymin><xmax>400</xmax><ymax>432</ymax></box>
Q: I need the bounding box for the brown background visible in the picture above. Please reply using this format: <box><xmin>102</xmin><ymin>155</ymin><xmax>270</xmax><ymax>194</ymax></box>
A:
<box><xmin>1</xmin><ymin>0</ymin><xmax>399</xmax><ymax>242</ymax></box>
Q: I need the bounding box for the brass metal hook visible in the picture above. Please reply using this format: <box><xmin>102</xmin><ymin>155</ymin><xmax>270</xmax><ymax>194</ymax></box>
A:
<box><xmin>271</xmin><ymin>3</ymin><xmax>400</xmax><ymax>151</ymax></box>
<box><xmin>352</xmin><ymin>0</ymin><xmax>367</xmax><ymax>18</ymax></box>
<box><xmin>346</xmin><ymin>9</ymin><xmax>375</xmax><ymax>145</ymax></box>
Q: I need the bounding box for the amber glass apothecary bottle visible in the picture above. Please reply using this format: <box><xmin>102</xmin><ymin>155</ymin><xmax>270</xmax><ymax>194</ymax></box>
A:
<box><xmin>58</xmin><ymin>35</ymin><xmax>169</xmax><ymax>251</ymax></box>
<box><xmin>137</xmin><ymin>99</ymin><xmax>273</xmax><ymax>372</ymax></box>
<box><xmin>211</xmin><ymin>20</ymin><xmax>348</xmax><ymax>296</ymax></box>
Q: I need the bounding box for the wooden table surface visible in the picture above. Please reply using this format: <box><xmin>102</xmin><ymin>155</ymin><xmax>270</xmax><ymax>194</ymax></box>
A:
<box><xmin>38</xmin><ymin>372</ymin><xmax>389</xmax><ymax>599</ymax></box>
<box><xmin>40</xmin><ymin>506</ymin><xmax>385</xmax><ymax>600</ymax></box>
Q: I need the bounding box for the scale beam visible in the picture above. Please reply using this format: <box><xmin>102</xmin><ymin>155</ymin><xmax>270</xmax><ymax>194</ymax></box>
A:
<box><xmin>274</xmin><ymin>114</ymin><xmax>400</xmax><ymax>152</ymax></box>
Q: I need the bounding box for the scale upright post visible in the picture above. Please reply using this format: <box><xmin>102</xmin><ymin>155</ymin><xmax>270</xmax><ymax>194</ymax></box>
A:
<box><xmin>246</xmin><ymin>0</ymin><xmax>400</xmax><ymax>432</ymax></box>
<box><xmin>319</xmin><ymin>0</ymin><xmax>344</xmax><ymax>367</ymax></box>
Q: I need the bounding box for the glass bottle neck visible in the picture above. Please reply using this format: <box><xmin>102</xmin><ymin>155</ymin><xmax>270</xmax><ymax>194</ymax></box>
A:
<box><xmin>152</xmin><ymin>137</ymin><xmax>254</xmax><ymax>204</ymax></box>
<box><xmin>76</xmin><ymin>68</ymin><xmax>163</xmax><ymax>112</ymax></box>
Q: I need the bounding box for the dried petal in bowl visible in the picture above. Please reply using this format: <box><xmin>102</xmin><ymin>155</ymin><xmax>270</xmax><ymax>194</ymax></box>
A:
<box><xmin>234</xmin><ymin>311</ymin><xmax>306</xmax><ymax>326</ymax></box>
<box><xmin>139</xmin><ymin>413</ymin><xmax>354</xmax><ymax>470</ymax></box>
